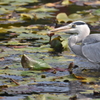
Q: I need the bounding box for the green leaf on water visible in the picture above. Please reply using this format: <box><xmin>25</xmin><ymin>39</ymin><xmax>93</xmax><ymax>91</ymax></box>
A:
<box><xmin>68</xmin><ymin>13</ymin><xmax>82</xmax><ymax>20</ymax></box>
<box><xmin>93</xmin><ymin>9</ymin><xmax>100</xmax><ymax>16</ymax></box>
<box><xmin>14</xmin><ymin>46</ymin><xmax>54</xmax><ymax>53</ymax></box>
<box><xmin>22</xmin><ymin>94</ymin><xmax>70</xmax><ymax>100</ymax></box>
<box><xmin>7</xmin><ymin>26</ymin><xmax>29</xmax><ymax>34</ymax></box>
<box><xmin>21</xmin><ymin>54</ymin><xmax>52</xmax><ymax>70</ymax></box>
<box><xmin>80</xmin><ymin>90</ymin><xmax>93</xmax><ymax>94</ymax></box>
<box><xmin>15</xmin><ymin>7</ymin><xmax>28</xmax><ymax>12</ymax></box>
<box><xmin>0</xmin><ymin>7</ymin><xmax>10</xmax><ymax>15</ymax></box>
<box><xmin>20</xmin><ymin>13</ymin><xmax>34</xmax><ymax>20</ymax></box>
<box><xmin>2</xmin><ymin>39</ymin><xmax>30</xmax><ymax>46</ymax></box>
<box><xmin>32</xmin><ymin>6</ymin><xmax>58</xmax><ymax>13</ymax></box>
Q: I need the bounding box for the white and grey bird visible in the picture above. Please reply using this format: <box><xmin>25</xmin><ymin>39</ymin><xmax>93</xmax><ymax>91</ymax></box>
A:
<box><xmin>49</xmin><ymin>21</ymin><xmax>100</xmax><ymax>64</ymax></box>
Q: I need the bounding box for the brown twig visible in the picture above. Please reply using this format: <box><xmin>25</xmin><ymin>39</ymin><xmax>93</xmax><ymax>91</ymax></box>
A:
<box><xmin>10</xmin><ymin>78</ymin><xmax>20</xmax><ymax>85</ymax></box>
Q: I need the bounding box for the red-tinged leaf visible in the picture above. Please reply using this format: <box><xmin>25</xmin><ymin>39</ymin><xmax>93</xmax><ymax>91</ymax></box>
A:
<box><xmin>0</xmin><ymin>57</ymin><xmax>5</xmax><ymax>61</ymax></box>
<box><xmin>0</xmin><ymin>97</ymin><xmax>5</xmax><ymax>99</ymax></box>
<box><xmin>54</xmin><ymin>67</ymin><xmax>68</xmax><ymax>72</ymax></box>
<box><xmin>47</xmin><ymin>32</ymin><xmax>54</xmax><ymax>37</ymax></box>
<box><xmin>45</xmin><ymin>1</ymin><xmax>61</xmax><ymax>7</ymax></box>
<box><xmin>52</xmin><ymin>76</ymin><xmax>64</xmax><ymax>80</ymax></box>
<box><xmin>69</xmin><ymin>0</ymin><xmax>77</xmax><ymax>3</ymax></box>
<box><xmin>42</xmin><ymin>67</ymin><xmax>68</xmax><ymax>72</ymax></box>
<box><xmin>9</xmin><ymin>33</ymin><xmax>17</xmax><ymax>36</ymax></box>
<box><xmin>45</xmin><ymin>3</ymin><xmax>56</xmax><ymax>7</ymax></box>
<box><xmin>11</xmin><ymin>46</ymin><xmax>27</xmax><ymax>48</ymax></box>
<box><xmin>72</xmin><ymin>74</ymin><xmax>86</xmax><ymax>80</ymax></box>
<box><xmin>84</xmin><ymin>1</ymin><xmax>100</xmax><ymax>6</ymax></box>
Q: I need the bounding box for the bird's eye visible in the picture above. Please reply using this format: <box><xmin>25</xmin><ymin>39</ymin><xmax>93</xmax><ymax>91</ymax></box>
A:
<box><xmin>72</xmin><ymin>24</ymin><xmax>76</xmax><ymax>28</ymax></box>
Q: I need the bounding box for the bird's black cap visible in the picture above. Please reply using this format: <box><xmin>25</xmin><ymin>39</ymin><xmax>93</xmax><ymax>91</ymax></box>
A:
<box><xmin>73</xmin><ymin>21</ymin><xmax>86</xmax><ymax>25</ymax></box>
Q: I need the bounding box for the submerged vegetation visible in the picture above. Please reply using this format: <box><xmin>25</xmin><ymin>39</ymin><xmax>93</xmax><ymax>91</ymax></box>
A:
<box><xmin>0</xmin><ymin>0</ymin><xmax>100</xmax><ymax>100</ymax></box>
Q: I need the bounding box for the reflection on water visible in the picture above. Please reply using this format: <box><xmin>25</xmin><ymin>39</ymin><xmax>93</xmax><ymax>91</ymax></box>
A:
<box><xmin>3</xmin><ymin>96</ymin><xmax>24</xmax><ymax>100</ymax></box>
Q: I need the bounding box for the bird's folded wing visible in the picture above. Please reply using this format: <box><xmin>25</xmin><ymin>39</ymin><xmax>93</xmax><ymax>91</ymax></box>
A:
<box><xmin>82</xmin><ymin>42</ymin><xmax>100</xmax><ymax>63</ymax></box>
<box><xmin>83</xmin><ymin>34</ymin><xmax>100</xmax><ymax>45</ymax></box>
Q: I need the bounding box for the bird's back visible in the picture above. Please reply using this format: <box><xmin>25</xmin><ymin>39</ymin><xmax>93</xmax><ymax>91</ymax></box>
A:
<box><xmin>82</xmin><ymin>34</ymin><xmax>100</xmax><ymax>63</ymax></box>
<box><xmin>82</xmin><ymin>34</ymin><xmax>100</xmax><ymax>45</ymax></box>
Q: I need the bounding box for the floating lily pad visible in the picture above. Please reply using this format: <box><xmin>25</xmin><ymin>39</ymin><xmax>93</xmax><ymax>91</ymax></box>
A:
<box><xmin>32</xmin><ymin>6</ymin><xmax>58</xmax><ymax>13</ymax></box>
<box><xmin>15</xmin><ymin>7</ymin><xmax>28</xmax><ymax>12</ymax></box>
<box><xmin>92</xmin><ymin>9</ymin><xmax>100</xmax><ymax>16</ymax></box>
<box><xmin>21</xmin><ymin>54</ymin><xmax>52</xmax><ymax>70</ymax></box>
<box><xmin>0</xmin><ymin>0</ymin><xmax>100</xmax><ymax>100</ymax></box>
<box><xmin>1</xmin><ymin>39</ymin><xmax>30</xmax><ymax>46</ymax></box>
<box><xmin>56</xmin><ymin>13</ymin><xmax>69</xmax><ymax>23</ymax></box>
<box><xmin>22</xmin><ymin>94</ymin><xmax>70</xmax><ymax>100</ymax></box>
<box><xmin>62</xmin><ymin>0</ymin><xmax>71</xmax><ymax>6</ymax></box>
<box><xmin>14</xmin><ymin>46</ymin><xmax>54</xmax><ymax>53</ymax></box>
<box><xmin>7</xmin><ymin>26</ymin><xmax>29</xmax><ymax>34</ymax></box>
<box><xmin>68</xmin><ymin>13</ymin><xmax>82</xmax><ymax>20</ymax></box>
<box><xmin>0</xmin><ymin>27</ymin><xmax>8</xmax><ymax>33</ymax></box>
<box><xmin>20</xmin><ymin>13</ymin><xmax>34</xmax><ymax>20</ymax></box>
<box><xmin>0</xmin><ymin>7</ymin><xmax>10</xmax><ymax>15</ymax></box>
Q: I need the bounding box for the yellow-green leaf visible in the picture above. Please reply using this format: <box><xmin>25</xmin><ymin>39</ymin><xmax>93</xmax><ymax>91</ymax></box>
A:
<box><xmin>20</xmin><ymin>13</ymin><xmax>33</xmax><ymax>20</ymax></box>
<box><xmin>56</xmin><ymin>13</ymin><xmax>69</xmax><ymax>23</ymax></box>
<box><xmin>21</xmin><ymin>54</ymin><xmax>52</xmax><ymax>70</ymax></box>
<box><xmin>62</xmin><ymin>0</ymin><xmax>70</xmax><ymax>5</ymax></box>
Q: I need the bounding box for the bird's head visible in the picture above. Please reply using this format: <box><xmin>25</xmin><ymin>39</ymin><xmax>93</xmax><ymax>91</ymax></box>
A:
<box><xmin>49</xmin><ymin>21</ymin><xmax>90</xmax><ymax>35</ymax></box>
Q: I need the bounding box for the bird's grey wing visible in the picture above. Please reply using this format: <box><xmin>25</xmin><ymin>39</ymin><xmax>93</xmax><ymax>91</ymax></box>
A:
<box><xmin>82</xmin><ymin>42</ymin><xmax>100</xmax><ymax>63</ymax></box>
<box><xmin>82</xmin><ymin>34</ymin><xmax>100</xmax><ymax>44</ymax></box>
